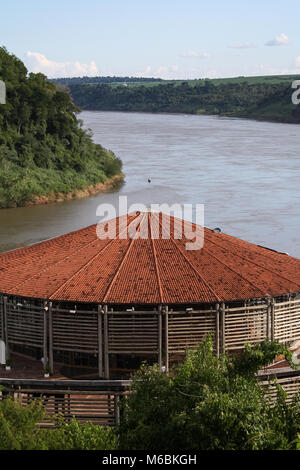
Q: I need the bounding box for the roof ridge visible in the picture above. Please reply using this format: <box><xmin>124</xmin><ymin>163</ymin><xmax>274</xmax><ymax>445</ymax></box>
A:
<box><xmin>0</xmin><ymin>223</ymin><xmax>98</xmax><ymax>264</ymax></box>
<box><xmin>5</xmin><ymin>228</ymin><xmax>100</xmax><ymax>294</ymax></box>
<box><xmin>102</xmin><ymin>212</ymin><xmax>147</xmax><ymax>303</ymax></box>
<box><xmin>180</xmin><ymin>238</ymin><xmax>269</xmax><ymax>297</ymax></box>
<box><xmin>49</xmin><ymin>213</ymin><xmax>141</xmax><ymax>300</ymax></box>
<box><xmin>149</xmin><ymin>213</ymin><xmax>164</xmax><ymax>304</ymax></box>
<box><xmin>203</xmin><ymin>231</ymin><xmax>300</xmax><ymax>289</ymax></box>
<box><xmin>156</xmin><ymin>213</ymin><xmax>221</xmax><ymax>302</ymax></box>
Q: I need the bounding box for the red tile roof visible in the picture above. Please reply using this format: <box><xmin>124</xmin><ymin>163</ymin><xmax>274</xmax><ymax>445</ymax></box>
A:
<box><xmin>0</xmin><ymin>211</ymin><xmax>300</xmax><ymax>304</ymax></box>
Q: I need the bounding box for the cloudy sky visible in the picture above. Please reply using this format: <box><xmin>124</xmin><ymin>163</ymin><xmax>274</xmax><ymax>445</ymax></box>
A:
<box><xmin>2</xmin><ymin>0</ymin><xmax>300</xmax><ymax>79</ymax></box>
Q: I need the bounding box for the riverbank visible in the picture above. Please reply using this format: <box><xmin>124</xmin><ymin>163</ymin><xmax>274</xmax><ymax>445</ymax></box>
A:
<box><xmin>68</xmin><ymin>80</ymin><xmax>300</xmax><ymax>125</ymax></box>
<box><xmin>26</xmin><ymin>173</ymin><xmax>125</xmax><ymax>206</ymax></box>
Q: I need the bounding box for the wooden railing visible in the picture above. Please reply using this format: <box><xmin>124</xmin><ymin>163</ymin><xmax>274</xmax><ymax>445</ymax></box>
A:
<box><xmin>0</xmin><ymin>378</ymin><xmax>130</xmax><ymax>426</ymax></box>
<box><xmin>0</xmin><ymin>370</ymin><xmax>299</xmax><ymax>427</ymax></box>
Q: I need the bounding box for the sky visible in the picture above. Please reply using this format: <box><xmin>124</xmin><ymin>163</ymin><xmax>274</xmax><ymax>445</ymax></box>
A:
<box><xmin>2</xmin><ymin>0</ymin><xmax>300</xmax><ymax>79</ymax></box>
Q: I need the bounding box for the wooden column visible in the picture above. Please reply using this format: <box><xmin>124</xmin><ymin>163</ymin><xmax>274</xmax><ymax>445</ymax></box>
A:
<box><xmin>98</xmin><ymin>305</ymin><xmax>103</xmax><ymax>378</ymax></box>
<box><xmin>158</xmin><ymin>305</ymin><xmax>162</xmax><ymax>370</ymax></box>
<box><xmin>103</xmin><ymin>304</ymin><xmax>109</xmax><ymax>379</ymax></box>
<box><xmin>114</xmin><ymin>394</ymin><xmax>120</xmax><ymax>426</ymax></box>
<box><xmin>48</xmin><ymin>301</ymin><xmax>54</xmax><ymax>374</ymax></box>
<box><xmin>215</xmin><ymin>303</ymin><xmax>220</xmax><ymax>357</ymax></box>
<box><xmin>43</xmin><ymin>303</ymin><xmax>48</xmax><ymax>367</ymax></box>
<box><xmin>271</xmin><ymin>298</ymin><xmax>275</xmax><ymax>341</ymax></box>
<box><xmin>165</xmin><ymin>306</ymin><xmax>169</xmax><ymax>373</ymax></box>
<box><xmin>266</xmin><ymin>298</ymin><xmax>271</xmax><ymax>340</ymax></box>
<box><xmin>220</xmin><ymin>302</ymin><xmax>226</xmax><ymax>354</ymax></box>
<box><xmin>3</xmin><ymin>296</ymin><xmax>9</xmax><ymax>360</ymax></box>
<box><xmin>0</xmin><ymin>295</ymin><xmax>4</xmax><ymax>341</ymax></box>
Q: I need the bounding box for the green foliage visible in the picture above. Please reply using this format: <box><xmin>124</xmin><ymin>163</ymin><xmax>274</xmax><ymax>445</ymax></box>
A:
<box><xmin>0</xmin><ymin>47</ymin><xmax>122</xmax><ymax>208</ymax></box>
<box><xmin>40</xmin><ymin>417</ymin><xmax>116</xmax><ymax>450</ymax></box>
<box><xmin>0</xmin><ymin>392</ymin><xmax>116</xmax><ymax>450</ymax></box>
<box><xmin>0</xmin><ymin>396</ymin><xmax>47</xmax><ymax>450</ymax></box>
<box><xmin>118</xmin><ymin>337</ymin><xmax>300</xmax><ymax>450</ymax></box>
<box><xmin>68</xmin><ymin>78</ymin><xmax>300</xmax><ymax>124</ymax></box>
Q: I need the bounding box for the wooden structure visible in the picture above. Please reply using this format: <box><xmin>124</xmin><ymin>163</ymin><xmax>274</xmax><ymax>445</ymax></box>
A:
<box><xmin>0</xmin><ymin>211</ymin><xmax>300</xmax><ymax>378</ymax></box>
<box><xmin>0</xmin><ymin>378</ymin><xmax>130</xmax><ymax>426</ymax></box>
<box><xmin>1</xmin><ymin>368</ymin><xmax>300</xmax><ymax>426</ymax></box>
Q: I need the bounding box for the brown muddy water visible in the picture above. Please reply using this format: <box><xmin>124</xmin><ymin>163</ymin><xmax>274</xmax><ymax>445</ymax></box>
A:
<box><xmin>0</xmin><ymin>111</ymin><xmax>299</xmax><ymax>257</ymax></box>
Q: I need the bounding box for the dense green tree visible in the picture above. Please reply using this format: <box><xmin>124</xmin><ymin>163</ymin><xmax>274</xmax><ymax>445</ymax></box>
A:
<box><xmin>0</xmin><ymin>393</ymin><xmax>116</xmax><ymax>450</ymax></box>
<box><xmin>67</xmin><ymin>78</ymin><xmax>300</xmax><ymax>124</ymax></box>
<box><xmin>0</xmin><ymin>47</ymin><xmax>122</xmax><ymax>208</ymax></box>
<box><xmin>118</xmin><ymin>337</ymin><xmax>300</xmax><ymax>450</ymax></box>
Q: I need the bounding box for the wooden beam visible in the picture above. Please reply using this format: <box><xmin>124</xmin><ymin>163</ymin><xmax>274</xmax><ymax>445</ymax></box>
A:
<box><xmin>98</xmin><ymin>305</ymin><xmax>103</xmax><ymax>378</ymax></box>
<box><xmin>48</xmin><ymin>301</ymin><xmax>54</xmax><ymax>374</ymax></box>
<box><xmin>165</xmin><ymin>305</ymin><xmax>169</xmax><ymax>373</ymax></box>
<box><xmin>103</xmin><ymin>305</ymin><xmax>109</xmax><ymax>379</ymax></box>
<box><xmin>220</xmin><ymin>302</ymin><xmax>225</xmax><ymax>354</ymax></box>
<box><xmin>0</xmin><ymin>295</ymin><xmax>4</xmax><ymax>341</ymax></box>
<box><xmin>215</xmin><ymin>303</ymin><xmax>220</xmax><ymax>357</ymax></box>
<box><xmin>271</xmin><ymin>298</ymin><xmax>275</xmax><ymax>341</ymax></box>
<box><xmin>3</xmin><ymin>296</ymin><xmax>9</xmax><ymax>360</ymax></box>
<box><xmin>43</xmin><ymin>303</ymin><xmax>48</xmax><ymax>367</ymax></box>
<box><xmin>158</xmin><ymin>305</ymin><xmax>162</xmax><ymax>369</ymax></box>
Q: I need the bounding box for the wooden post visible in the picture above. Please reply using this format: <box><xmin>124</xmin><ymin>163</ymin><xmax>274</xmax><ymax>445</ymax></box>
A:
<box><xmin>43</xmin><ymin>303</ymin><xmax>48</xmax><ymax>367</ymax></box>
<box><xmin>3</xmin><ymin>296</ymin><xmax>9</xmax><ymax>360</ymax></box>
<box><xmin>0</xmin><ymin>295</ymin><xmax>4</xmax><ymax>341</ymax></box>
<box><xmin>266</xmin><ymin>298</ymin><xmax>271</xmax><ymax>340</ymax></box>
<box><xmin>271</xmin><ymin>298</ymin><xmax>275</xmax><ymax>341</ymax></box>
<box><xmin>158</xmin><ymin>305</ymin><xmax>162</xmax><ymax>370</ymax></box>
<box><xmin>98</xmin><ymin>305</ymin><xmax>103</xmax><ymax>378</ymax></box>
<box><xmin>48</xmin><ymin>301</ymin><xmax>54</xmax><ymax>374</ymax></box>
<box><xmin>215</xmin><ymin>303</ymin><xmax>220</xmax><ymax>357</ymax></box>
<box><xmin>220</xmin><ymin>302</ymin><xmax>225</xmax><ymax>354</ymax></box>
<box><xmin>103</xmin><ymin>304</ymin><xmax>109</xmax><ymax>379</ymax></box>
<box><xmin>165</xmin><ymin>306</ymin><xmax>169</xmax><ymax>373</ymax></box>
<box><xmin>114</xmin><ymin>394</ymin><xmax>120</xmax><ymax>426</ymax></box>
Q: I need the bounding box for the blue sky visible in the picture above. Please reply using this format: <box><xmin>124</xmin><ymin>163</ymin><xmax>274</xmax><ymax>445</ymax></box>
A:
<box><xmin>2</xmin><ymin>0</ymin><xmax>300</xmax><ymax>79</ymax></box>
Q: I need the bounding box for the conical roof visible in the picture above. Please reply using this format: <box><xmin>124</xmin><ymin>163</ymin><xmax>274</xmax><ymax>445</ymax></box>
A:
<box><xmin>0</xmin><ymin>211</ymin><xmax>300</xmax><ymax>305</ymax></box>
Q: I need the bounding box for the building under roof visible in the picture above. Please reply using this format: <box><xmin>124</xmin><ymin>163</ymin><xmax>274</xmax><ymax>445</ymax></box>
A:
<box><xmin>0</xmin><ymin>211</ymin><xmax>300</xmax><ymax>378</ymax></box>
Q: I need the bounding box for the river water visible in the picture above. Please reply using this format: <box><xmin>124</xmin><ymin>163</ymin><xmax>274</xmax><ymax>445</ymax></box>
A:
<box><xmin>0</xmin><ymin>111</ymin><xmax>299</xmax><ymax>257</ymax></box>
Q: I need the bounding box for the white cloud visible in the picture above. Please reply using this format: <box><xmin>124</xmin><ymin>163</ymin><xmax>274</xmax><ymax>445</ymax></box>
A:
<box><xmin>151</xmin><ymin>65</ymin><xmax>180</xmax><ymax>79</ymax></box>
<box><xmin>265</xmin><ymin>33</ymin><xmax>290</xmax><ymax>47</ymax></box>
<box><xmin>179</xmin><ymin>50</ymin><xmax>210</xmax><ymax>59</ymax></box>
<box><xmin>228</xmin><ymin>42</ymin><xmax>256</xmax><ymax>49</ymax></box>
<box><xmin>26</xmin><ymin>51</ymin><xmax>99</xmax><ymax>78</ymax></box>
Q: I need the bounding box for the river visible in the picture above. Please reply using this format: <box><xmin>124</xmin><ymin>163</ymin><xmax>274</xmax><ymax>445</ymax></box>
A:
<box><xmin>0</xmin><ymin>111</ymin><xmax>299</xmax><ymax>257</ymax></box>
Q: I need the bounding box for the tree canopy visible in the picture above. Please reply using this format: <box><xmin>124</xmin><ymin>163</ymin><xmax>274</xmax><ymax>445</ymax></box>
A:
<box><xmin>0</xmin><ymin>47</ymin><xmax>122</xmax><ymax>208</ymax></box>
<box><xmin>67</xmin><ymin>79</ymin><xmax>300</xmax><ymax>124</ymax></box>
<box><xmin>119</xmin><ymin>337</ymin><xmax>300</xmax><ymax>450</ymax></box>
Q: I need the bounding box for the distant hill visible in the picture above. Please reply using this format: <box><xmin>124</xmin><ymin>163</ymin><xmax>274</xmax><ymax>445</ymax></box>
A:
<box><xmin>52</xmin><ymin>74</ymin><xmax>300</xmax><ymax>124</ymax></box>
<box><xmin>0</xmin><ymin>47</ymin><xmax>123</xmax><ymax>208</ymax></box>
<box><xmin>51</xmin><ymin>76</ymin><xmax>164</xmax><ymax>86</ymax></box>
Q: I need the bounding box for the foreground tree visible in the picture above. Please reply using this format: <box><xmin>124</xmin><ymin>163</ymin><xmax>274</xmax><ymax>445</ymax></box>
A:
<box><xmin>118</xmin><ymin>337</ymin><xmax>300</xmax><ymax>450</ymax></box>
<box><xmin>0</xmin><ymin>394</ymin><xmax>116</xmax><ymax>450</ymax></box>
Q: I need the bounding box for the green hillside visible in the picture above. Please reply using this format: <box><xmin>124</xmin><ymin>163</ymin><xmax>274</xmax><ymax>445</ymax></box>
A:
<box><xmin>55</xmin><ymin>74</ymin><xmax>300</xmax><ymax>124</ymax></box>
<box><xmin>0</xmin><ymin>47</ymin><xmax>123</xmax><ymax>208</ymax></box>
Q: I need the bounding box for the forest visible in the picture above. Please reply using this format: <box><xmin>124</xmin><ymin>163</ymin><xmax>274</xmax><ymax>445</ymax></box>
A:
<box><xmin>66</xmin><ymin>78</ymin><xmax>300</xmax><ymax>124</ymax></box>
<box><xmin>0</xmin><ymin>47</ymin><xmax>122</xmax><ymax>208</ymax></box>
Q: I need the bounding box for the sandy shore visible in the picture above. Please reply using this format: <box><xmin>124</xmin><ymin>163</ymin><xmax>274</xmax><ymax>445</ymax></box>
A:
<box><xmin>25</xmin><ymin>173</ymin><xmax>125</xmax><ymax>206</ymax></box>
